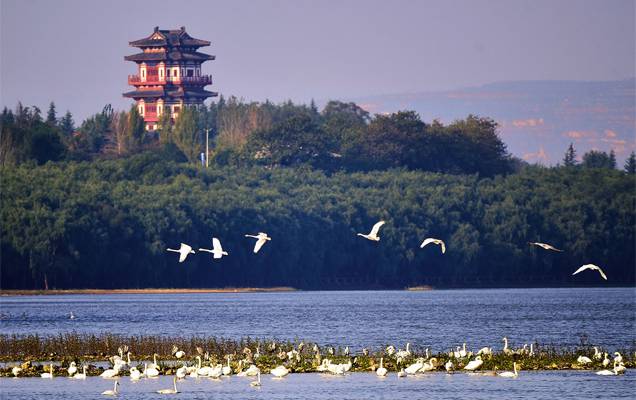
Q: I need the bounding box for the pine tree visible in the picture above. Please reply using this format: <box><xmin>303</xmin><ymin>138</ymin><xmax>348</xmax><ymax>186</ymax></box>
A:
<box><xmin>46</xmin><ymin>102</ymin><xmax>57</xmax><ymax>125</ymax></box>
<box><xmin>563</xmin><ymin>143</ymin><xmax>577</xmax><ymax>167</ymax></box>
<box><xmin>59</xmin><ymin>111</ymin><xmax>75</xmax><ymax>136</ymax></box>
<box><xmin>625</xmin><ymin>151</ymin><xmax>636</xmax><ymax>174</ymax></box>
<box><xmin>609</xmin><ymin>149</ymin><xmax>617</xmax><ymax>169</ymax></box>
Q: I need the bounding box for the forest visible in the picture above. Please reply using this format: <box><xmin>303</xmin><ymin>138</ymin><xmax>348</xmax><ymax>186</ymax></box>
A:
<box><xmin>1</xmin><ymin>99</ymin><xmax>635</xmax><ymax>289</ymax></box>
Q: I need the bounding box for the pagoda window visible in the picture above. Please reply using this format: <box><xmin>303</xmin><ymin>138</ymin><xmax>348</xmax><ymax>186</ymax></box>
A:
<box><xmin>187</xmin><ymin>69</ymin><xmax>194</xmax><ymax>77</ymax></box>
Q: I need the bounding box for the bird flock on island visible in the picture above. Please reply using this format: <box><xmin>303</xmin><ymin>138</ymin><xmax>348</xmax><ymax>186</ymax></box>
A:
<box><xmin>11</xmin><ymin>338</ymin><xmax>630</xmax><ymax>396</ymax></box>
<box><xmin>167</xmin><ymin>220</ymin><xmax>609</xmax><ymax>281</ymax></box>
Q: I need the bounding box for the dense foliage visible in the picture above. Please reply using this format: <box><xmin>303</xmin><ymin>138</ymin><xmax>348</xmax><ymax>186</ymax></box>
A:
<box><xmin>1</xmin><ymin>151</ymin><xmax>633</xmax><ymax>289</ymax></box>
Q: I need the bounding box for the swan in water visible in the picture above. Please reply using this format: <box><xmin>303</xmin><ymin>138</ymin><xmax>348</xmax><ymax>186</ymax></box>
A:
<box><xmin>101</xmin><ymin>381</ymin><xmax>119</xmax><ymax>396</ymax></box>
<box><xmin>199</xmin><ymin>237</ymin><xmax>228</xmax><ymax>259</ymax></box>
<box><xmin>602</xmin><ymin>353</ymin><xmax>611</xmax><ymax>368</ymax></box>
<box><xmin>271</xmin><ymin>365</ymin><xmax>290</xmax><ymax>377</ymax></box>
<box><xmin>528</xmin><ymin>242</ymin><xmax>563</xmax><ymax>252</ymax></box>
<box><xmin>222</xmin><ymin>356</ymin><xmax>232</xmax><ymax>376</ymax></box>
<box><xmin>130</xmin><ymin>366</ymin><xmax>142</xmax><ymax>381</ymax></box>
<box><xmin>41</xmin><ymin>363</ymin><xmax>54</xmax><ymax>378</ymax></box>
<box><xmin>572</xmin><ymin>264</ymin><xmax>607</xmax><ymax>280</ymax></box>
<box><xmin>145</xmin><ymin>362</ymin><xmax>160</xmax><ymax>378</ymax></box>
<box><xmin>195</xmin><ymin>356</ymin><xmax>211</xmax><ymax>376</ymax></box>
<box><xmin>405</xmin><ymin>358</ymin><xmax>425</xmax><ymax>374</ymax></box>
<box><xmin>245</xmin><ymin>232</ymin><xmax>271</xmax><ymax>253</ymax></box>
<box><xmin>420</xmin><ymin>238</ymin><xmax>446</xmax><ymax>253</ymax></box>
<box><xmin>67</xmin><ymin>361</ymin><xmax>77</xmax><ymax>376</ymax></box>
<box><xmin>166</xmin><ymin>243</ymin><xmax>195</xmax><ymax>262</ymax></box>
<box><xmin>157</xmin><ymin>376</ymin><xmax>179</xmax><ymax>394</ymax></box>
<box><xmin>100</xmin><ymin>365</ymin><xmax>120</xmax><ymax>378</ymax></box>
<box><xmin>593</xmin><ymin>347</ymin><xmax>602</xmax><ymax>360</ymax></box>
<box><xmin>464</xmin><ymin>356</ymin><xmax>483</xmax><ymax>371</ymax></box>
<box><xmin>396</xmin><ymin>343</ymin><xmax>411</xmax><ymax>360</ymax></box>
<box><xmin>459</xmin><ymin>343</ymin><xmax>468</xmax><ymax>358</ymax></box>
<box><xmin>250</xmin><ymin>372</ymin><xmax>261</xmax><ymax>387</ymax></box>
<box><xmin>577</xmin><ymin>355</ymin><xmax>592</xmax><ymax>365</ymax></box>
<box><xmin>357</xmin><ymin>220</ymin><xmax>386</xmax><ymax>241</ymax></box>
<box><xmin>148</xmin><ymin>353</ymin><xmax>160</xmax><ymax>370</ymax></box>
<box><xmin>176</xmin><ymin>363</ymin><xmax>187</xmax><ymax>379</ymax></box>
<box><xmin>376</xmin><ymin>358</ymin><xmax>387</xmax><ymax>377</ymax></box>
<box><xmin>596</xmin><ymin>361</ymin><xmax>620</xmax><ymax>376</ymax></box>
<box><xmin>498</xmin><ymin>362</ymin><xmax>519</xmax><ymax>378</ymax></box>
<box><xmin>613</xmin><ymin>352</ymin><xmax>623</xmax><ymax>364</ymax></box>
<box><xmin>444</xmin><ymin>360</ymin><xmax>454</xmax><ymax>373</ymax></box>
<box><xmin>244</xmin><ymin>364</ymin><xmax>260</xmax><ymax>376</ymax></box>
<box><xmin>208</xmin><ymin>364</ymin><xmax>223</xmax><ymax>379</ymax></box>
<box><xmin>419</xmin><ymin>358</ymin><xmax>437</xmax><ymax>372</ymax></box>
<box><xmin>72</xmin><ymin>365</ymin><xmax>88</xmax><ymax>380</ymax></box>
<box><xmin>12</xmin><ymin>366</ymin><xmax>22</xmax><ymax>377</ymax></box>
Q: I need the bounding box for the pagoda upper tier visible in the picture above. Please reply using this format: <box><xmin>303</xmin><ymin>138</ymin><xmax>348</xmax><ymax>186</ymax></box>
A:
<box><xmin>123</xmin><ymin>26</ymin><xmax>217</xmax><ymax>130</ymax></box>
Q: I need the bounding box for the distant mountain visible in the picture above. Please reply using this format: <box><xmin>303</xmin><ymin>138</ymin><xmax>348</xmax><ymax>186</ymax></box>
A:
<box><xmin>349</xmin><ymin>79</ymin><xmax>635</xmax><ymax>165</ymax></box>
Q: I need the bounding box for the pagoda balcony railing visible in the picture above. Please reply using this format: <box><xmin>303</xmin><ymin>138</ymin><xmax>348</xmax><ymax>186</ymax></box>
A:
<box><xmin>128</xmin><ymin>75</ymin><xmax>212</xmax><ymax>85</ymax></box>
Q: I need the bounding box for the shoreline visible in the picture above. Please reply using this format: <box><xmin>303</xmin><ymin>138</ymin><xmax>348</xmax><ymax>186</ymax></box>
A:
<box><xmin>0</xmin><ymin>287</ymin><xmax>297</xmax><ymax>296</ymax></box>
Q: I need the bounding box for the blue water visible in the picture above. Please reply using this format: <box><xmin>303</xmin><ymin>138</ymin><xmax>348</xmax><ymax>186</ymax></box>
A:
<box><xmin>1</xmin><ymin>288</ymin><xmax>634</xmax><ymax>351</ymax></box>
<box><xmin>1</xmin><ymin>371</ymin><xmax>635</xmax><ymax>400</ymax></box>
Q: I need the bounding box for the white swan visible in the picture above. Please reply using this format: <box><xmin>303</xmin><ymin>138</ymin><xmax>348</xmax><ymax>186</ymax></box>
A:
<box><xmin>602</xmin><ymin>353</ymin><xmax>611</xmax><ymax>367</ymax></box>
<box><xmin>222</xmin><ymin>356</ymin><xmax>232</xmax><ymax>376</ymax></box>
<box><xmin>459</xmin><ymin>343</ymin><xmax>468</xmax><ymax>358</ymax></box>
<box><xmin>130</xmin><ymin>366</ymin><xmax>142</xmax><ymax>381</ymax></box>
<box><xmin>199</xmin><ymin>237</ymin><xmax>228</xmax><ymax>259</ymax></box>
<box><xmin>577</xmin><ymin>355</ymin><xmax>592</xmax><ymax>365</ymax></box>
<box><xmin>41</xmin><ymin>363</ymin><xmax>54</xmax><ymax>378</ymax></box>
<box><xmin>464</xmin><ymin>356</ymin><xmax>483</xmax><ymax>371</ymax></box>
<box><xmin>477</xmin><ymin>347</ymin><xmax>492</xmax><ymax>356</ymax></box>
<box><xmin>12</xmin><ymin>366</ymin><xmax>22</xmax><ymax>377</ymax></box>
<box><xmin>419</xmin><ymin>358</ymin><xmax>437</xmax><ymax>372</ymax></box>
<box><xmin>613</xmin><ymin>352</ymin><xmax>623</xmax><ymax>364</ymax></box>
<box><xmin>502</xmin><ymin>337</ymin><xmax>513</xmax><ymax>355</ymax></box>
<box><xmin>271</xmin><ymin>365</ymin><xmax>290</xmax><ymax>378</ymax></box>
<box><xmin>357</xmin><ymin>220</ymin><xmax>385</xmax><ymax>241</ymax></box>
<box><xmin>194</xmin><ymin>356</ymin><xmax>211</xmax><ymax>376</ymax></box>
<box><xmin>166</xmin><ymin>243</ymin><xmax>195</xmax><ymax>262</ymax></box>
<box><xmin>157</xmin><ymin>376</ymin><xmax>179</xmax><ymax>394</ymax></box>
<box><xmin>572</xmin><ymin>264</ymin><xmax>607</xmax><ymax>280</ymax></box>
<box><xmin>245</xmin><ymin>232</ymin><xmax>271</xmax><ymax>253</ymax></box>
<box><xmin>176</xmin><ymin>363</ymin><xmax>187</xmax><ymax>379</ymax></box>
<box><xmin>208</xmin><ymin>364</ymin><xmax>223</xmax><ymax>379</ymax></box>
<box><xmin>405</xmin><ymin>358</ymin><xmax>425</xmax><ymax>374</ymax></box>
<box><xmin>68</xmin><ymin>361</ymin><xmax>77</xmax><ymax>376</ymax></box>
<box><xmin>149</xmin><ymin>353</ymin><xmax>160</xmax><ymax>370</ymax></box>
<box><xmin>376</xmin><ymin>358</ymin><xmax>387</xmax><ymax>377</ymax></box>
<box><xmin>528</xmin><ymin>242</ymin><xmax>563</xmax><ymax>252</ymax></box>
<box><xmin>420</xmin><ymin>238</ymin><xmax>446</xmax><ymax>253</ymax></box>
<box><xmin>596</xmin><ymin>361</ymin><xmax>619</xmax><ymax>376</ymax></box>
<box><xmin>100</xmin><ymin>365</ymin><xmax>120</xmax><ymax>378</ymax></box>
<box><xmin>145</xmin><ymin>362</ymin><xmax>160</xmax><ymax>378</ymax></box>
<box><xmin>396</xmin><ymin>343</ymin><xmax>411</xmax><ymax>360</ymax></box>
<box><xmin>101</xmin><ymin>380</ymin><xmax>119</xmax><ymax>396</ymax></box>
<box><xmin>73</xmin><ymin>365</ymin><xmax>87</xmax><ymax>380</ymax></box>
<box><xmin>250</xmin><ymin>372</ymin><xmax>261</xmax><ymax>387</ymax></box>
<box><xmin>498</xmin><ymin>362</ymin><xmax>519</xmax><ymax>378</ymax></box>
<box><xmin>444</xmin><ymin>360</ymin><xmax>454</xmax><ymax>373</ymax></box>
<box><xmin>397</xmin><ymin>368</ymin><xmax>406</xmax><ymax>378</ymax></box>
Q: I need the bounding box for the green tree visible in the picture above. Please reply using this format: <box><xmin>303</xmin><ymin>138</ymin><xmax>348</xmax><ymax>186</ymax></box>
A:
<box><xmin>609</xmin><ymin>149</ymin><xmax>617</xmax><ymax>169</ymax></box>
<box><xmin>563</xmin><ymin>143</ymin><xmax>577</xmax><ymax>166</ymax></box>
<box><xmin>46</xmin><ymin>102</ymin><xmax>57</xmax><ymax>125</ymax></box>
<box><xmin>173</xmin><ymin>106</ymin><xmax>201</xmax><ymax>163</ymax></box>
<box><xmin>59</xmin><ymin>111</ymin><xmax>75</xmax><ymax>136</ymax></box>
<box><xmin>625</xmin><ymin>151</ymin><xmax>636</xmax><ymax>174</ymax></box>
<box><xmin>582</xmin><ymin>150</ymin><xmax>613</xmax><ymax>169</ymax></box>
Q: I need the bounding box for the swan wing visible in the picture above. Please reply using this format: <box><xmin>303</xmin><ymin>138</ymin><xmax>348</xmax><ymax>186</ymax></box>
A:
<box><xmin>420</xmin><ymin>238</ymin><xmax>435</xmax><ymax>248</ymax></box>
<box><xmin>439</xmin><ymin>240</ymin><xmax>446</xmax><ymax>254</ymax></box>
<box><xmin>213</xmin><ymin>238</ymin><xmax>223</xmax><ymax>252</ymax></box>
<box><xmin>572</xmin><ymin>265</ymin><xmax>589</xmax><ymax>276</ymax></box>
<box><xmin>178</xmin><ymin>251</ymin><xmax>188</xmax><ymax>263</ymax></box>
<box><xmin>254</xmin><ymin>238</ymin><xmax>267</xmax><ymax>253</ymax></box>
<box><xmin>369</xmin><ymin>221</ymin><xmax>385</xmax><ymax>236</ymax></box>
<box><xmin>595</xmin><ymin>266</ymin><xmax>608</xmax><ymax>280</ymax></box>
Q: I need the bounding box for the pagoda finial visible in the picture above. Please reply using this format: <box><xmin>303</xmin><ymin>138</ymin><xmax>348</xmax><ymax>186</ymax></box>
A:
<box><xmin>154</xmin><ymin>26</ymin><xmax>159</xmax><ymax>32</ymax></box>
<box><xmin>180</xmin><ymin>26</ymin><xmax>185</xmax><ymax>31</ymax></box>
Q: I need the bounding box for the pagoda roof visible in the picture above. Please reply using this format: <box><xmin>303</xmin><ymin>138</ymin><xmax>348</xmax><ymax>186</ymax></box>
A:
<box><xmin>123</xmin><ymin>87</ymin><xmax>217</xmax><ymax>99</ymax></box>
<box><xmin>124</xmin><ymin>50</ymin><xmax>215</xmax><ymax>63</ymax></box>
<box><xmin>129</xmin><ymin>26</ymin><xmax>210</xmax><ymax>48</ymax></box>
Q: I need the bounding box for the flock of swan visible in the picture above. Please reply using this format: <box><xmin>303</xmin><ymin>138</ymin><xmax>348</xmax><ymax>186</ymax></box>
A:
<box><xmin>19</xmin><ymin>337</ymin><xmax>629</xmax><ymax>396</ymax></box>
<box><xmin>167</xmin><ymin>220</ymin><xmax>608</xmax><ymax>280</ymax></box>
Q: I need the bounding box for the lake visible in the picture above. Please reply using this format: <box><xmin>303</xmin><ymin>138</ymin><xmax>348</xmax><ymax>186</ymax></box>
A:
<box><xmin>1</xmin><ymin>288</ymin><xmax>634</xmax><ymax>351</ymax></box>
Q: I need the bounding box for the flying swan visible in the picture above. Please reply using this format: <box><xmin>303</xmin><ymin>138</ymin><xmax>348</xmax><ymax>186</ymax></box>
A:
<box><xmin>420</xmin><ymin>238</ymin><xmax>446</xmax><ymax>253</ymax></box>
<box><xmin>245</xmin><ymin>232</ymin><xmax>271</xmax><ymax>253</ymax></box>
<box><xmin>357</xmin><ymin>221</ymin><xmax>386</xmax><ymax>241</ymax></box>
<box><xmin>166</xmin><ymin>243</ymin><xmax>195</xmax><ymax>263</ymax></box>
<box><xmin>572</xmin><ymin>264</ymin><xmax>607</xmax><ymax>280</ymax></box>
<box><xmin>199</xmin><ymin>237</ymin><xmax>228</xmax><ymax>259</ymax></box>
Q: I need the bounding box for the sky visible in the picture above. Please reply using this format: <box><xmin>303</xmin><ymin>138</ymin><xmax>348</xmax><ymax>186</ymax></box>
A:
<box><xmin>1</xmin><ymin>0</ymin><xmax>634</xmax><ymax>162</ymax></box>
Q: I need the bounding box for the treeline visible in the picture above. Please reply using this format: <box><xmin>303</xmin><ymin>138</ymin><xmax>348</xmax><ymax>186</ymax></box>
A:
<box><xmin>1</xmin><ymin>151</ymin><xmax>634</xmax><ymax>290</ymax></box>
<box><xmin>3</xmin><ymin>99</ymin><xmax>635</xmax><ymax>175</ymax></box>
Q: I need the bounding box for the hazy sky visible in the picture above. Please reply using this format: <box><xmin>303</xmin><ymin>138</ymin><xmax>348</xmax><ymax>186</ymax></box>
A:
<box><xmin>1</xmin><ymin>0</ymin><xmax>634</xmax><ymax>122</ymax></box>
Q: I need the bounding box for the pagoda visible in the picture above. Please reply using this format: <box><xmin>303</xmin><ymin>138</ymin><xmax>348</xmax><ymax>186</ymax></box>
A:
<box><xmin>123</xmin><ymin>26</ymin><xmax>217</xmax><ymax>131</ymax></box>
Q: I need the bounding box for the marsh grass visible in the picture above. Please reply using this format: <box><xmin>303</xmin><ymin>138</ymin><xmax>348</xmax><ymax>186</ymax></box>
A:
<box><xmin>0</xmin><ymin>333</ymin><xmax>633</xmax><ymax>377</ymax></box>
